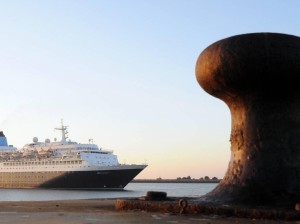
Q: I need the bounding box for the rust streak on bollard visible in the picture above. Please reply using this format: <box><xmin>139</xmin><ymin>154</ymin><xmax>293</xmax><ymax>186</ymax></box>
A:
<box><xmin>196</xmin><ymin>33</ymin><xmax>300</xmax><ymax>206</ymax></box>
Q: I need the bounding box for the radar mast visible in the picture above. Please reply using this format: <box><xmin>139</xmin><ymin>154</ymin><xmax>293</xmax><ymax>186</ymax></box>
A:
<box><xmin>55</xmin><ymin>119</ymin><xmax>68</xmax><ymax>143</ymax></box>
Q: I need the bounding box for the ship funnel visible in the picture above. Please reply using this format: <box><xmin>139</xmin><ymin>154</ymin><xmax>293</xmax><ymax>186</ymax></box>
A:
<box><xmin>0</xmin><ymin>131</ymin><xmax>8</xmax><ymax>146</ymax></box>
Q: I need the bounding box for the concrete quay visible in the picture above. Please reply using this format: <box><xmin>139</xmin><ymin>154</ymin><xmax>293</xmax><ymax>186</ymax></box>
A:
<box><xmin>0</xmin><ymin>199</ymin><xmax>297</xmax><ymax>223</ymax></box>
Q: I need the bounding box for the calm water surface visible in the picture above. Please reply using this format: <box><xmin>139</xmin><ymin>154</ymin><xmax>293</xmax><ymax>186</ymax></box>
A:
<box><xmin>0</xmin><ymin>183</ymin><xmax>218</xmax><ymax>201</ymax></box>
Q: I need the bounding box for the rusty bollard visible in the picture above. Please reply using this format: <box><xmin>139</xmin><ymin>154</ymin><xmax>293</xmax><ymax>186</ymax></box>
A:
<box><xmin>196</xmin><ymin>33</ymin><xmax>300</xmax><ymax>206</ymax></box>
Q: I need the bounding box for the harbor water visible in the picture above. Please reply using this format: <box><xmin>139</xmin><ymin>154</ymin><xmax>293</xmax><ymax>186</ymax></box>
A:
<box><xmin>0</xmin><ymin>182</ymin><xmax>218</xmax><ymax>201</ymax></box>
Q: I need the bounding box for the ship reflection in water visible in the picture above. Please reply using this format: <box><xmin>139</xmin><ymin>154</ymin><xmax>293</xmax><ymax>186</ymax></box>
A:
<box><xmin>0</xmin><ymin>120</ymin><xmax>146</xmax><ymax>190</ymax></box>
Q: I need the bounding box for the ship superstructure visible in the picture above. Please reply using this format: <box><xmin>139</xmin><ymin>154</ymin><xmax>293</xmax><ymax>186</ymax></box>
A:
<box><xmin>0</xmin><ymin>121</ymin><xmax>147</xmax><ymax>189</ymax></box>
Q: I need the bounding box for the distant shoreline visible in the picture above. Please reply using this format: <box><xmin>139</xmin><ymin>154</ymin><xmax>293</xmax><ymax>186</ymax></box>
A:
<box><xmin>131</xmin><ymin>179</ymin><xmax>221</xmax><ymax>183</ymax></box>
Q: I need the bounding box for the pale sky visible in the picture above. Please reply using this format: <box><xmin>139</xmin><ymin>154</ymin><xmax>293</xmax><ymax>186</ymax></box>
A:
<box><xmin>0</xmin><ymin>1</ymin><xmax>299</xmax><ymax>179</ymax></box>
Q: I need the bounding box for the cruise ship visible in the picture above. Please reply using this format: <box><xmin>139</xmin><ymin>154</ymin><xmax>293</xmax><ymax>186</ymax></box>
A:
<box><xmin>0</xmin><ymin>121</ymin><xmax>147</xmax><ymax>189</ymax></box>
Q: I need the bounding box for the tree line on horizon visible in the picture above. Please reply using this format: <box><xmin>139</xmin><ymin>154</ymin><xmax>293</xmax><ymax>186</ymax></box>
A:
<box><xmin>155</xmin><ymin>176</ymin><xmax>220</xmax><ymax>181</ymax></box>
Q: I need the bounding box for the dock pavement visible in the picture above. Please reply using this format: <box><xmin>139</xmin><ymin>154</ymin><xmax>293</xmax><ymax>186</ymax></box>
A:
<box><xmin>0</xmin><ymin>199</ymin><xmax>296</xmax><ymax>223</ymax></box>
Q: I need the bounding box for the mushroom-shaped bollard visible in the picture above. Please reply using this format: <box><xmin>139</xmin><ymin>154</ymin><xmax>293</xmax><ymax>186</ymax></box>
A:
<box><xmin>196</xmin><ymin>33</ymin><xmax>300</xmax><ymax>206</ymax></box>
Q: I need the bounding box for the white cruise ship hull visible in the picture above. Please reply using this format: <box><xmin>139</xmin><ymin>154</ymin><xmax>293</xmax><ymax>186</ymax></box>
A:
<box><xmin>0</xmin><ymin>165</ymin><xmax>146</xmax><ymax>189</ymax></box>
